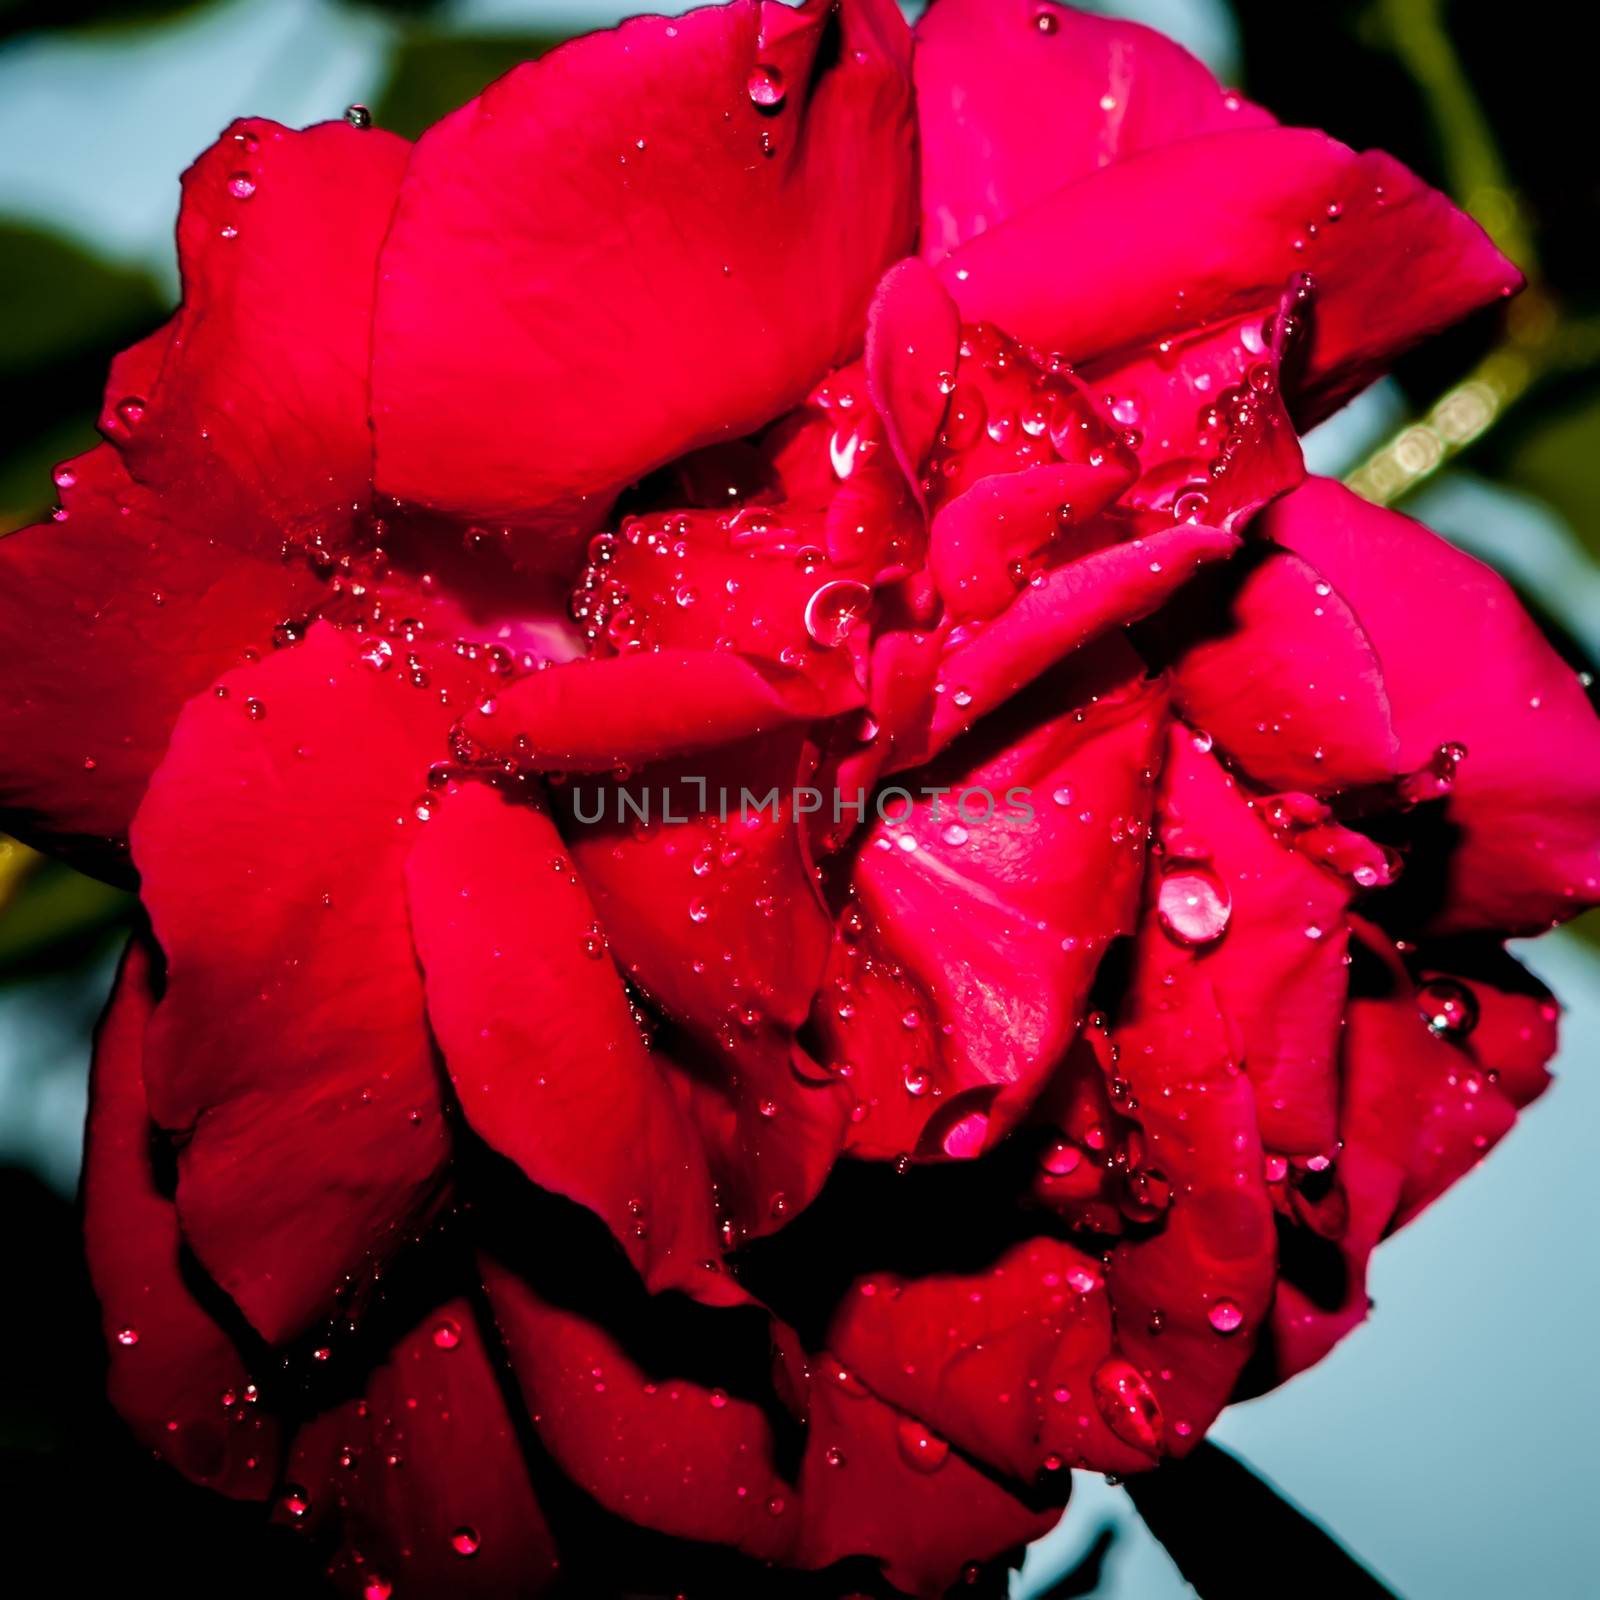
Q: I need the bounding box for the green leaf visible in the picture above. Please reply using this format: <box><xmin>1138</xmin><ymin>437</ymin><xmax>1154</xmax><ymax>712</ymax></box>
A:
<box><xmin>373</xmin><ymin>29</ymin><xmax>564</xmax><ymax>141</ymax></box>
<box><xmin>0</xmin><ymin>859</ymin><xmax>133</xmax><ymax>974</ymax></box>
<box><xmin>0</xmin><ymin>222</ymin><xmax>163</xmax><ymax>378</ymax></box>
<box><xmin>1502</xmin><ymin>381</ymin><xmax>1600</xmax><ymax>563</ymax></box>
<box><xmin>0</xmin><ymin>222</ymin><xmax>164</xmax><ymax>527</ymax></box>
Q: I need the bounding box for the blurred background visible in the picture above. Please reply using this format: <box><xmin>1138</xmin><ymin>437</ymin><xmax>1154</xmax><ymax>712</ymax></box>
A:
<box><xmin>0</xmin><ymin>1</ymin><xmax>1595</xmax><ymax>1595</ymax></box>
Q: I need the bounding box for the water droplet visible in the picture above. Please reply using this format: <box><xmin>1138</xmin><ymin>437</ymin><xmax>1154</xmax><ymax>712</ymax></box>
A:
<box><xmin>244</xmin><ymin>697</ymin><xmax>267</xmax><ymax>721</ymax></box>
<box><xmin>227</xmin><ymin>172</ymin><xmax>257</xmax><ymax>200</ymax></box>
<box><xmin>824</xmin><ymin>1444</ymin><xmax>847</xmax><ymax>1468</ymax></box>
<box><xmin>280</xmin><ymin>1484</ymin><xmax>311</xmax><ymax>1520</ymax></box>
<box><xmin>1418</xmin><ymin>977</ymin><xmax>1479</xmax><ymax>1040</ymax></box>
<box><xmin>896</xmin><ymin>1418</ymin><xmax>950</xmax><ymax>1473</ymax></box>
<box><xmin>1156</xmin><ymin>869</ymin><xmax>1231</xmax><ymax>946</ymax></box>
<box><xmin>1091</xmin><ymin>1358</ymin><xmax>1164</xmax><ymax>1453</ymax></box>
<box><xmin>903</xmin><ymin>1066</ymin><xmax>931</xmax><ymax>1097</ymax></box>
<box><xmin>804</xmin><ymin>580</ymin><xmax>872</xmax><ymax>648</ymax></box>
<box><xmin>362</xmin><ymin>1578</ymin><xmax>393</xmax><ymax>1600</ymax></box>
<box><xmin>940</xmin><ymin>822</ymin><xmax>969</xmax><ymax>847</ymax></box>
<box><xmin>432</xmin><ymin>1318</ymin><xmax>461</xmax><ymax>1350</ymax></box>
<box><xmin>344</xmin><ymin>103</ymin><xmax>373</xmax><ymax>129</ymax></box>
<box><xmin>688</xmin><ymin>898</ymin><xmax>710</xmax><ymax>924</ymax></box>
<box><xmin>115</xmin><ymin>1326</ymin><xmax>140</xmax><ymax>1347</ymax></box>
<box><xmin>449</xmin><ymin>1526</ymin><xmax>481</xmax><ymax>1557</ymax></box>
<box><xmin>747</xmin><ymin>63</ymin><xmax>786</xmax><ymax>113</ymax></box>
<box><xmin>1032</xmin><ymin>5</ymin><xmax>1060</xmax><ymax>32</ymax></box>
<box><xmin>115</xmin><ymin>395</ymin><xmax>147</xmax><ymax>429</ymax></box>
<box><xmin>1039</xmin><ymin>1139</ymin><xmax>1081</xmax><ymax>1176</ymax></box>
<box><xmin>1208</xmin><ymin>1299</ymin><xmax>1244</xmax><ymax>1335</ymax></box>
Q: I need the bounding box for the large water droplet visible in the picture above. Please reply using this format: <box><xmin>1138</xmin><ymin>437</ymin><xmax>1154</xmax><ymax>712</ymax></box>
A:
<box><xmin>747</xmin><ymin>64</ymin><xmax>787</xmax><ymax>113</ymax></box>
<box><xmin>1156</xmin><ymin>869</ymin><xmax>1231</xmax><ymax>947</ymax></box>
<box><xmin>1418</xmin><ymin>977</ymin><xmax>1479</xmax><ymax>1040</ymax></box>
<box><xmin>895</xmin><ymin>1418</ymin><xmax>950</xmax><ymax>1473</ymax></box>
<box><xmin>1208</xmin><ymin>1299</ymin><xmax>1244</xmax><ymax>1335</ymax></box>
<box><xmin>1090</xmin><ymin>1358</ymin><xmax>1164</xmax><ymax>1454</ymax></box>
<box><xmin>449</xmin><ymin>1526</ymin><xmax>481</xmax><ymax>1557</ymax></box>
<box><xmin>804</xmin><ymin>580</ymin><xmax>872</xmax><ymax>648</ymax></box>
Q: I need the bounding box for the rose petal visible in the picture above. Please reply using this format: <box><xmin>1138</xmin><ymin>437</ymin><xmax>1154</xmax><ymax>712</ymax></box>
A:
<box><xmin>925</xmin><ymin>520</ymin><xmax>1238</xmax><ymax>757</ymax></box>
<box><xmin>940</xmin><ymin>128</ymin><xmax>1521</xmax><ymax>426</ymax></box>
<box><xmin>1271</xmin><ymin>950</ymin><xmax>1556</xmax><ymax>1378</ymax></box>
<box><xmin>372</xmin><ymin>0</ymin><xmax>916</xmax><ymax>532</ymax></box>
<box><xmin>563</xmin><ymin>736</ymin><xmax>853</xmax><ymax>1242</ymax></box>
<box><xmin>915</xmin><ymin>0</ymin><xmax>1273</xmax><ymax>257</ymax></box>
<box><xmin>1164</xmin><ymin>546</ymin><xmax>1400</xmax><ymax>794</ymax></box>
<box><xmin>83</xmin><ymin>939</ymin><xmax>282</xmax><ymax>1497</ymax></box>
<box><xmin>466</xmin><ymin>649</ymin><xmax>861</xmax><ymax>774</ymax></box>
<box><xmin>821</xmin><ymin>643</ymin><xmax>1165</xmax><ymax>1158</ymax></box>
<box><xmin>865</xmin><ymin>257</ymin><xmax>962</xmax><ymax>497</ymax></box>
<box><xmin>0</xmin><ymin>446</ymin><xmax>314</xmax><ymax>873</ymax></box>
<box><xmin>795</xmin><ymin>1363</ymin><xmax>1059</xmax><ymax>1594</ymax></box>
<box><xmin>281</xmin><ymin>1297</ymin><xmax>559</xmax><ymax>1596</ymax></box>
<box><xmin>927</xmin><ymin>460</ymin><xmax>1135</xmax><ymax>622</ymax></box>
<box><xmin>130</xmin><ymin>625</ymin><xmax>451</xmax><ymax>1343</ymax></box>
<box><xmin>405</xmin><ymin>780</ymin><xmax>736</xmax><ymax>1304</ymax></box>
<box><xmin>1263</xmin><ymin>478</ymin><xmax>1600</xmax><ymax>931</ymax></box>
<box><xmin>106</xmin><ymin>117</ymin><xmax>408</xmax><ymax>553</ymax></box>
<box><xmin>1099</xmin><ymin>952</ymin><xmax>1276</xmax><ymax>1461</ymax></box>
<box><xmin>482</xmin><ymin>1257</ymin><xmax>795</xmax><ymax>1564</ymax></box>
<box><xmin>1154</xmin><ymin>729</ymin><xmax>1352</xmax><ymax>1156</ymax></box>
<box><xmin>483</xmin><ymin>1257</ymin><xmax>1054</xmax><ymax>1595</ymax></box>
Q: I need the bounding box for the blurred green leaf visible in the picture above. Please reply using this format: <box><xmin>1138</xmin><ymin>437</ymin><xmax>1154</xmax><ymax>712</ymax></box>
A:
<box><xmin>0</xmin><ymin>222</ymin><xmax>163</xmax><ymax>376</ymax></box>
<box><xmin>0</xmin><ymin>222</ymin><xmax>164</xmax><ymax>527</ymax></box>
<box><xmin>374</xmin><ymin>29</ymin><xmax>562</xmax><ymax>141</ymax></box>
<box><xmin>1502</xmin><ymin>383</ymin><xmax>1600</xmax><ymax>561</ymax></box>
<box><xmin>0</xmin><ymin>859</ymin><xmax>133</xmax><ymax>975</ymax></box>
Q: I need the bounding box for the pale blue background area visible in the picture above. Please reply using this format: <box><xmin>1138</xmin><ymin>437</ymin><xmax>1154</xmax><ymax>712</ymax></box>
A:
<box><xmin>0</xmin><ymin>2</ymin><xmax>1595</xmax><ymax>1595</ymax></box>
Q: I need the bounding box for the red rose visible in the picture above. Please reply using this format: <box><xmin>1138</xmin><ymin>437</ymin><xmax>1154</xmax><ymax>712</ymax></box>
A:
<box><xmin>3</xmin><ymin>1</ymin><xmax>1595</xmax><ymax>1595</ymax></box>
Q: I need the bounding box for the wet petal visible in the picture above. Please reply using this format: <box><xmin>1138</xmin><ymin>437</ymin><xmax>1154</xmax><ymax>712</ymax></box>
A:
<box><xmin>563</xmin><ymin>736</ymin><xmax>853</xmax><ymax>1243</ymax></box>
<box><xmin>820</xmin><ymin>643</ymin><xmax>1165</xmax><ymax>1159</ymax></box>
<box><xmin>84</xmin><ymin>940</ymin><xmax>282</xmax><ymax>1497</ymax></box>
<box><xmin>281</xmin><ymin>1297</ymin><xmax>559</xmax><ymax>1596</ymax></box>
<box><xmin>865</xmin><ymin>257</ymin><xmax>962</xmax><ymax>496</ymax></box>
<box><xmin>466</xmin><ymin>649</ymin><xmax>861</xmax><ymax>774</ymax></box>
<box><xmin>130</xmin><ymin>625</ymin><xmax>451</xmax><ymax>1343</ymax></box>
<box><xmin>405</xmin><ymin>780</ymin><xmax>735</xmax><ymax>1303</ymax></box>
<box><xmin>1164</xmin><ymin>545</ymin><xmax>1400</xmax><ymax>794</ymax></box>
<box><xmin>926</xmin><ymin>521</ymin><xmax>1237</xmax><ymax>757</ymax></box>
<box><xmin>941</xmin><ymin>128</ymin><xmax>1520</xmax><ymax>427</ymax></box>
<box><xmin>1154</xmin><ymin>729</ymin><xmax>1352</xmax><ymax>1156</ymax></box>
<box><xmin>1264</xmin><ymin>478</ymin><xmax>1600</xmax><ymax>931</ymax></box>
<box><xmin>372</xmin><ymin>0</ymin><xmax>916</xmax><ymax>534</ymax></box>
<box><xmin>1271</xmin><ymin>949</ymin><xmax>1556</xmax><ymax>1378</ymax></box>
<box><xmin>0</xmin><ymin>446</ymin><xmax>315</xmax><ymax>872</ymax></box>
<box><xmin>112</xmin><ymin>117</ymin><xmax>409</xmax><ymax>552</ymax></box>
<box><xmin>915</xmin><ymin>0</ymin><xmax>1272</xmax><ymax>256</ymax></box>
